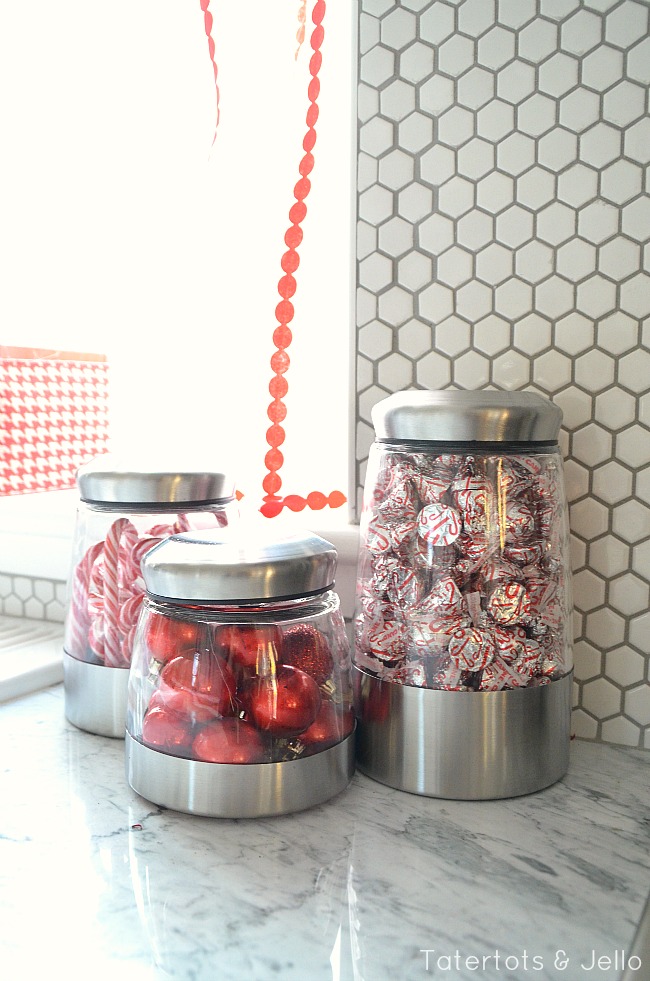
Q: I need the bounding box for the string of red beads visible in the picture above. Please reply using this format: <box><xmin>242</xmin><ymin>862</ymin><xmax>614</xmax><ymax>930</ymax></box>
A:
<box><xmin>200</xmin><ymin>0</ymin><xmax>220</xmax><ymax>144</ymax></box>
<box><xmin>260</xmin><ymin>1</ymin><xmax>346</xmax><ymax>519</ymax></box>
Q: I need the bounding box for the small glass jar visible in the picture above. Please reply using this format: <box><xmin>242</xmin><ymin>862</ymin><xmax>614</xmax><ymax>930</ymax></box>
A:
<box><xmin>125</xmin><ymin>528</ymin><xmax>355</xmax><ymax>818</ymax></box>
<box><xmin>354</xmin><ymin>390</ymin><xmax>573</xmax><ymax>800</ymax></box>
<box><xmin>63</xmin><ymin>457</ymin><xmax>237</xmax><ymax>737</ymax></box>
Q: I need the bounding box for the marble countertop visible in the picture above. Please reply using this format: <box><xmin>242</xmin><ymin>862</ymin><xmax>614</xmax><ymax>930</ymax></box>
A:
<box><xmin>1</xmin><ymin>684</ymin><xmax>649</xmax><ymax>981</ymax></box>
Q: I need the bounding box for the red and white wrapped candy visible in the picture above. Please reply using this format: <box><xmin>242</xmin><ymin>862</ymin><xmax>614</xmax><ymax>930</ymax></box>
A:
<box><xmin>448</xmin><ymin>626</ymin><xmax>495</xmax><ymax>671</ymax></box>
<box><xmin>417</xmin><ymin>502</ymin><xmax>462</xmax><ymax>547</ymax></box>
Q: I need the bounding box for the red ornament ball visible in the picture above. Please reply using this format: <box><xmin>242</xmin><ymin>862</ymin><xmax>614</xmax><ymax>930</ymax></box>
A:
<box><xmin>300</xmin><ymin>700</ymin><xmax>354</xmax><ymax>751</ymax></box>
<box><xmin>218</xmin><ymin>623</ymin><xmax>283</xmax><ymax>674</ymax></box>
<box><xmin>144</xmin><ymin>612</ymin><xmax>201</xmax><ymax>664</ymax></box>
<box><xmin>141</xmin><ymin>705</ymin><xmax>193</xmax><ymax>757</ymax></box>
<box><xmin>153</xmin><ymin>651</ymin><xmax>237</xmax><ymax>724</ymax></box>
<box><xmin>281</xmin><ymin>624</ymin><xmax>333</xmax><ymax>685</ymax></box>
<box><xmin>243</xmin><ymin>665</ymin><xmax>321</xmax><ymax>737</ymax></box>
<box><xmin>192</xmin><ymin>718</ymin><xmax>267</xmax><ymax>764</ymax></box>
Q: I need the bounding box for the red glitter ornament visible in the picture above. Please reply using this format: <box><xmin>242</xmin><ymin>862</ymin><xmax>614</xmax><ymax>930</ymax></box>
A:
<box><xmin>192</xmin><ymin>718</ymin><xmax>267</xmax><ymax>765</ymax></box>
<box><xmin>281</xmin><ymin>624</ymin><xmax>333</xmax><ymax>685</ymax></box>
<box><xmin>243</xmin><ymin>665</ymin><xmax>321</xmax><ymax>737</ymax></box>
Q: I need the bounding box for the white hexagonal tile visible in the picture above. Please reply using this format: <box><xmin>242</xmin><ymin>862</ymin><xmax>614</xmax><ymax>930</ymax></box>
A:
<box><xmin>475</xmin><ymin>171</ymin><xmax>515</xmax><ymax>215</ymax></box>
<box><xmin>585</xmin><ymin>608</ymin><xmax>626</xmax><ymax>651</ymax></box>
<box><xmin>359</xmin><ymin>116</ymin><xmax>395</xmax><ymax>157</ymax></box>
<box><xmin>632</xmin><ymin>538</ymin><xmax>650</xmax><ymax>581</ymax></box>
<box><xmin>537</xmin><ymin>127</ymin><xmax>578</xmax><ymax>171</ymax></box>
<box><xmin>378</xmin><ymin>351</ymin><xmax>414</xmax><ymax>389</ymax></box>
<box><xmin>579</xmin><ymin>122</ymin><xmax>622</xmax><ymax>169</ymax></box>
<box><xmin>420</xmin><ymin>143</ymin><xmax>456</xmax><ymax>187</ymax></box>
<box><xmin>397</xmin><ymin>113</ymin><xmax>434</xmax><ymax>155</ymax></box>
<box><xmin>575</xmin><ymin>349</ymin><xmax>616</xmax><ymax>393</ymax></box>
<box><xmin>419</xmin><ymin>2</ymin><xmax>455</xmax><ymax>45</ymax></box>
<box><xmin>578</xmin><ymin>200</ymin><xmax>619</xmax><ymax>246</ymax></box>
<box><xmin>432</xmin><ymin>316</ymin><xmax>471</xmax><ymax>357</ymax></box>
<box><xmin>561</xmin><ymin>9</ymin><xmax>603</xmax><ymax>55</ymax></box>
<box><xmin>581</xmin><ymin>43</ymin><xmax>623</xmax><ymax>91</ymax></box>
<box><xmin>573</xmin><ymin>423</ymin><xmax>613</xmax><ymax>467</ymax></box>
<box><xmin>627</xmin><ymin>36</ymin><xmax>650</xmax><ymax>85</ymax></box>
<box><xmin>357</xmin><ymin>220</ymin><xmax>378</xmax><ymax>261</ymax></box>
<box><xmin>538</xmin><ymin>51</ymin><xmax>580</xmax><ymax>96</ymax></box>
<box><xmin>418</xmin><ymin>212</ymin><xmax>454</xmax><ymax>255</ymax></box>
<box><xmin>455</xmin><ymin>210</ymin><xmax>494</xmax><ymax>250</ymax></box>
<box><xmin>457</xmin><ymin>67</ymin><xmax>495</xmax><ymax>111</ymax></box>
<box><xmin>598</xmin><ymin>238</ymin><xmax>642</xmax><ymax>283</ymax></box>
<box><xmin>459</xmin><ymin>0</ymin><xmax>498</xmax><ymax>37</ymax></box>
<box><xmin>416</xmin><ymin>350</ymin><xmax>452</xmax><ymax>389</ymax></box>
<box><xmin>399</xmin><ymin>41</ymin><xmax>435</xmax><ymax>84</ymax></box>
<box><xmin>418</xmin><ymin>281</ymin><xmax>454</xmax><ymax>322</ymax></box>
<box><xmin>419</xmin><ymin>75</ymin><xmax>455</xmax><ymax>116</ymax></box>
<box><xmin>380</xmin><ymin>79</ymin><xmax>416</xmax><ymax>121</ymax></box>
<box><xmin>541</xmin><ymin>0</ymin><xmax>583</xmax><ymax>18</ymax></box>
<box><xmin>436</xmin><ymin>246</ymin><xmax>474</xmax><ymax>289</ymax></box>
<box><xmin>399</xmin><ymin>182</ymin><xmax>433</xmax><ymax>223</ymax></box>
<box><xmin>358</xmin><ymin>83</ymin><xmax>380</xmax><ymax>124</ymax></box>
<box><xmin>358</xmin><ymin>286</ymin><xmax>378</xmax><ymax>326</ymax></box>
<box><xmin>629</xmin><ymin>610</ymin><xmax>650</xmax><ymax>651</ymax></box>
<box><xmin>635</xmin><ymin>468</ymin><xmax>650</xmax><ymax>507</ymax></box>
<box><xmin>553</xmin><ymin>314</ymin><xmax>595</xmax><ymax>356</ymax></box>
<box><xmin>358</xmin><ymin>153</ymin><xmax>379</xmax><ymax>194</ymax></box>
<box><xmin>625</xmin><ymin>685</ymin><xmax>650</xmax><ymax>727</ymax></box>
<box><xmin>617</xmin><ymin>425</ymin><xmax>650</xmax><ymax>468</ymax></box>
<box><xmin>556</xmin><ymin>239</ymin><xmax>597</xmax><ymax>282</ymax></box>
<box><xmin>582</xmin><ymin>676</ymin><xmax>622</xmax><ymax>717</ymax></box>
<box><xmin>378</xmin><ymin>149</ymin><xmax>414</xmax><ymax>191</ymax></box>
<box><xmin>472</xmin><ymin>315</ymin><xmax>511</xmax><ymax>355</ymax></box>
<box><xmin>533</xmin><ymin>350</ymin><xmax>572</xmax><ymax>393</ymax></box>
<box><xmin>558</xmin><ymin>163</ymin><xmax>599</xmax><ymax>208</ymax></box>
<box><xmin>610</xmin><ymin>573</ymin><xmax>649</xmax><ymax>616</ymax></box>
<box><xmin>624</xmin><ymin>118</ymin><xmax>650</xmax><ymax>165</ymax></box>
<box><xmin>619</xmin><ymin>348</ymin><xmax>650</xmax><ymax>393</ymax></box>
<box><xmin>620</xmin><ymin>273</ymin><xmax>650</xmax><ymax>319</ymax></box>
<box><xmin>601</xmin><ymin>160</ymin><xmax>644</xmax><ymax>206</ymax></box>
<box><xmin>475</xmin><ymin>243</ymin><xmax>514</xmax><ymax>285</ymax></box>
<box><xmin>555</xmin><ymin>386</ymin><xmax>593</xmax><ymax>430</ymax></box>
<box><xmin>515</xmin><ymin>241</ymin><xmax>554</xmax><ymax>285</ymax></box>
<box><xmin>360</xmin><ymin>44</ymin><xmax>396</xmax><ymax>87</ymax></box>
<box><xmin>494</xmin><ymin>278</ymin><xmax>533</xmax><ymax>319</ymax></box>
<box><xmin>497</xmin><ymin>0</ymin><xmax>536</xmax><ymax>28</ymax></box>
<box><xmin>398</xmin><ymin>318</ymin><xmax>432</xmax><ymax>358</ymax></box>
<box><xmin>378</xmin><ymin>216</ymin><xmax>414</xmax><ymax>257</ymax></box>
<box><xmin>574</xmin><ymin>641</ymin><xmax>603</xmax><ymax>682</ymax></box>
<box><xmin>438</xmin><ymin>176</ymin><xmax>475</xmax><ymax>219</ymax></box>
<box><xmin>359</xmin><ymin>12</ymin><xmax>381</xmax><ymax>54</ymax></box>
<box><xmin>359</xmin><ymin>252</ymin><xmax>394</xmax><ymax>292</ymax></box>
<box><xmin>537</xmin><ymin>201</ymin><xmax>577</xmax><ymax>246</ymax></box>
<box><xmin>496</xmin><ymin>132</ymin><xmax>536</xmax><ymax>176</ymax></box>
<box><xmin>589</xmin><ymin>534</ymin><xmax>630</xmax><ymax>578</ymax></box>
<box><xmin>518</xmin><ymin>18</ymin><xmax>558</xmax><ymax>63</ymax></box>
<box><xmin>516</xmin><ymin>166</ymin><xmax>556</xmax><ymax>211</ymax></box>
<box><xmin>576</xmin><ymin>275</ymin><xmax>617</xmax><ymax>319</ymax></box>
<box><xmin>535</xmin><ymin>276</ymin><xmax>575</xmax><ymax>319</ymax></box>
<box><xmin>513</xmin><ymin>314</ymin><xmax>552</xmax><ymax>355</ymax></box>
<box><xmin>594</xmin><ymin>388</ymin><xmax>636</xmax><ymax>430</ymax></box>
<box><xmin>519</xmin><ymin>93</ymin><xmax>558</xmax><ymax>137</ymax></box>
<box><xmin>605</xmin><ymin>0</ymin><xmax>649</xmax><ymax>47</ymax></box>
<box><xmin>457</xmin><ymin>138</ymin><xmax>495</xmax><ymax>180</ymax></box>
<box><xmin>559</xmin><ymin>88</ymin><xmax>600</xmax><ymax>133</ymax></box>
<box><xmin>378</xmin><ymin>285</ymin><xmax>413</xmax><ymax>326</ymax></box>
<box><xmin>570</xmin><ymin>497</ymin><xmax>610</xmax><ymax>541</ymax></box>
<box><xmin>601</xmin><ymin>716</ymin><xmax>641</xmax><ymax>747</ymax></box>
<box><xmin>612</xmin><ymin>499</ymin><xmax>650</xmax><ymax>544</ymax></box>
<box><xmin>592</xmin><ymin>460</ymin><xmax>633</xmax><ymax>504</ymax></box>
<box><xmin>438</xmin><ymin>34</ymin><xmax>476</xmax><ymax>78</ymax></box>
<box><xmin>477</xmin><ymin>25</ymin><xmax>516</xmax><ymax>70</ymax></box>
<box><xmin>496</xmin><ymin>60</ymin><xmax>536</xmax><ymax>105</ymax></box>
<box><xmin>572</xmin><ymin>709</ymin><xmax>599</xmax><ymax>740</ymax></box>
<box><xmin>357</xmin><ymin>353</ymin><xmax>374</xmax><ymax>392</ymax></box>
<box><xmin>476</xmin><ymin>99</ymin><xmax>515</xmax><ymax>142</ymax></box>
<box><xmin>453</xmin><ymin>349</ymin><xmax>490</xmax><ymax>388</ymax></box>
<box><xmin>573</xmin><ymin>568</ymin><xmax>606</xmax><ymax>613</ymax></box>
<box><xmin>495</xmin><ymin>205</ymin><xmax>534</xmax><ymax>248</ymax></box>
<box><xmin>605</xmin><ymin>646</ymin><xmax>645</xmax><ymax>687</ymax></box>
<box><xmin>437</xmin><ymin>106</ymin><xmax>475</xmax><ymax>148</ymax></box>
<box><xmin>602</xmin><ymin>80</ymin><xmax>646</xmax><ymax>127</ymax></box>
<box><xmin>491</xmin><ymin>350</ymin><xmax>532</xmax><ymax>389</ymax></box>
<box><xmin>455</xmin><ymin>280</ymin><xmax>493</xmax><ymax>321</ymax></box>
<box><xmin>397</xmin><ymin>251</ymin><xmax>432</xmax><ymax>292</ymax></box>
<box><xmin>380</xmin><ymin>7</ymin><xmax>417</xmax><ymax>51</ymax></box>
<box><xmin>597</xmin><ymin>313</ymin><xmax>639</xmax><ymax>356</ymax></box>
<box><xmin>359</xmin><ymin>383</ymin><xmax>390</xmax><ymax>425</ymax></box>
<box><xmin>622</xmin><ymin>197</ymin><xmax>650</xmax><ymax>244</ymax></box>
<box><xmin>359</xmin><ymin>320</ymin><xmax>393</xmax><ymax>359</ymax></box>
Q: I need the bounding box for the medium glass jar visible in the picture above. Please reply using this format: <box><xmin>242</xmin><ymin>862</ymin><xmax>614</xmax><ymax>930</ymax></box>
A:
<box><xmin>63</xmin><ymin>457</ymin><xmax>237</xmax><ymax>737</ymax></box>
<box><xmin>125</xmin><ymin>528</ymin><xmax>355</xmax><ymax>817</ymax></box>
<box><xmin>354</xmin><ymin>390</ymin><xmax>573</xmax><ymax>799</ymax></box>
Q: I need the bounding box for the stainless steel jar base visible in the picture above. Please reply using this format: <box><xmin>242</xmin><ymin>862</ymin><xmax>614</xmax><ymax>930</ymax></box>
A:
<box><xmin>125</xmin><ymin>729</ymin><xmax>356</xmax><ymax>818</ymax></box>
<box><xmin>63</xmin><ymin>651</ymin><xmax>129</xmax><ymax>738</ymax></box>
<box><xmin>354</xmin><ymin>668</ymin><xmax>572</xmax><ymax>800</ymax></box>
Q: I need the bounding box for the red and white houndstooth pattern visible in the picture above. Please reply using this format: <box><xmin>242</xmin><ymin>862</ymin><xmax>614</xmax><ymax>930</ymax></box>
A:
<box><xmin>0</xmin><ymin>356</ymin><xmax>110</xmax><ymax>495</ymax></box>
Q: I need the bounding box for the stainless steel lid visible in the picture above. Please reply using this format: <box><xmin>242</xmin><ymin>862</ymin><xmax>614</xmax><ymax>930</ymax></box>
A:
<box><xmin>372</xmin><ymin>390</ymin><xmax>562</xmax><ymax>443</ymax></box>
<box><xmin>141</xmin><ymin>527</ymin><xmax>337</xmax><ymax>602</ymax></box>
<box><xmin>76</xmin><ymin>455</ymin><xmax>235</xmax><ymax>506</ymax></box>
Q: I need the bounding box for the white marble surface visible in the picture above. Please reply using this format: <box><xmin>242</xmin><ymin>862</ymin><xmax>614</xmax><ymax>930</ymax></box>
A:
<box><xmin>1</xmin><ymin>684</ymin><xmax>648</xmax><ymax>981</ymax></box>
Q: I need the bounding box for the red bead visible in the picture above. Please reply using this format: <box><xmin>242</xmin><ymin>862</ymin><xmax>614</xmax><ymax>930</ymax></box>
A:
<box><xmin>141</xmin><ymin>705</ymin><xmax>193</xmax><ymax>757</ymax></box>
<box><xmin>270</xmin><ymin>350</ymin><xmax>290</xmax><ymax>374</ymax></box>
<box><xmin>263</xmin><ymin>473</ymin><xmax>282</xmax><ymax>495</ymax></box>
<box><xmin>267</xmin><ymin>399</ymin><xmax>287</xmax><ymax>424</ymax></box>
<box><xmin>192</xmin><ymin>718</ymin><xmax>267</xmax><ymax>764</ymax></box>
<box><xmin>266</xmin><ymin>424</ymin><xmax>285</xmax><ymax>448</ymax></box>
<box><xmin>265</xmin><ymin>448</ymin><xmax>284</xmax><ymax>472</ymax></box>
<box><xmin>243</xmin><ymin>666</ymin><xmax>321</xmax><ymax>737</ymax></box>
<box><xmin>268</xmin><ymin>375</ymin><xmax>288</xmax><ymax>399</ymax></box>
<box><xmin>307</xmin><ymin>491</ymin><xmax>327</xmax><ymax>510</ymax></box>
<box><xmin>281</xmin><ymin>624</ymin><xmax>333</xmax><ymax>685</ymax></box>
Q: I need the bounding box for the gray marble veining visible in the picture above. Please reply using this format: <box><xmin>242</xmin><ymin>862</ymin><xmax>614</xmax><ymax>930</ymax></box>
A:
<box><xmin>1</xmin><ymin>685</ymin><xmax>648</xmax><ymax>981</ymax></box>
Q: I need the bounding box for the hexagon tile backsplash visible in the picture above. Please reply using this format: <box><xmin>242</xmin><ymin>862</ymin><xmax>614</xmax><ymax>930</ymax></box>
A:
<box><xmin>354</xmin><ymin>0</ymin><xmax>650</xmax><ymax>748</ymax></box>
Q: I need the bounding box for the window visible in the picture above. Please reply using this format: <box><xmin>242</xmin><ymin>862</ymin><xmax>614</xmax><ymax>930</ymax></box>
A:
<box><xmin>1</xmin><ymin>2</ymin><xmax>354</xmax><ymax>519</ymax></box>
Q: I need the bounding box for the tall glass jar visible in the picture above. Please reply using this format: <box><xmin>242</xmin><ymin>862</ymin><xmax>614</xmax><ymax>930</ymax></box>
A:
<box><xmin>125</xmin><ymin>528</ymin><xmax>354</xmax><ymax>817</ymax></box>
<box><xmin>353</xmin><ymin>390</ymin><xmax>573</xmax><ymax>800</ymax></box>
<box><xmin>63</xmin><ymin>457</ymin><xmax>237</xmax><ymax>737</ymax></box>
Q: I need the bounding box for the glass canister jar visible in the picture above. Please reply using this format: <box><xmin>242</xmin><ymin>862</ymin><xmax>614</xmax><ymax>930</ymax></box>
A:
<box><xmin>63</xmin><ymin>457</ymin><xmax>237</xmax><ymax>737</ymax></box>
<box><xmin>125</xmin><ymin>528</ymin><xmax>355</xmax><ymax>818</ymax></box>
<box><xmin>353</xmin><ymin>390</ymin><xmax>573</xmax><ymax>800</ymax></box>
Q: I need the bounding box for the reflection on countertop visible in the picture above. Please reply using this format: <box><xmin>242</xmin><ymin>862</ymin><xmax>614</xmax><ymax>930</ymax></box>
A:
<box><xmin>1</xmin><ymin>684</ymin><xmax>648</xmax><ymax>981</ymax></box>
